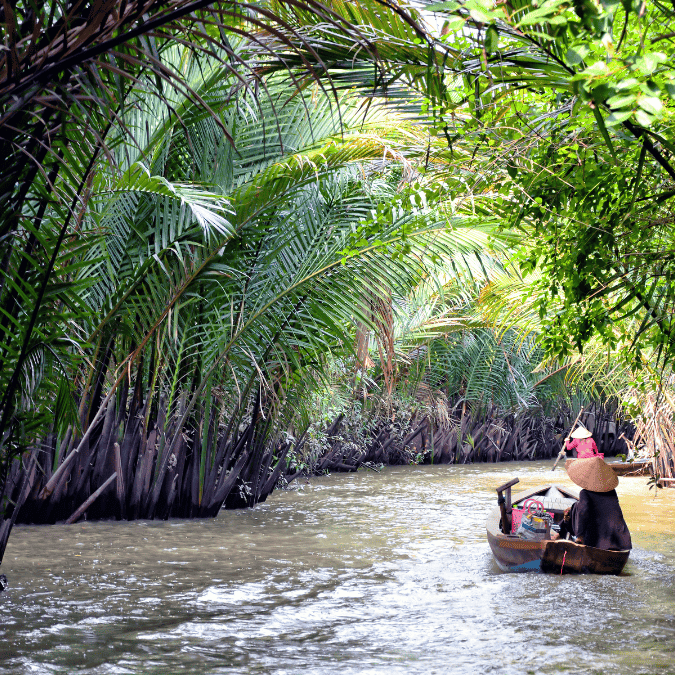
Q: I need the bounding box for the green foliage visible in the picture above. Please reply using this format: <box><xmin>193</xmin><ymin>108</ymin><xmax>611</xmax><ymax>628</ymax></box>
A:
<box><xmin>412</xmin><ymin>0</ymin><xmax>675</xmax><ymax>371</ymax></box>
<box><xmin>2</xmin><ymin>0</ymin><xmax>659</xmax><ymax>515</ymax></box>
<box><xmin>0</xmin><ymin>0</ymin><xmax>393</xmax><ymax>494</ymax></box>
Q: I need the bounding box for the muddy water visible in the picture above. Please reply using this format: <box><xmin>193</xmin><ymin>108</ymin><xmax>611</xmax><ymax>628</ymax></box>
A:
<box><xmin>1</xmin><ymin>461</ymin><xmax>674</xmax><ymax>674</ymax></box>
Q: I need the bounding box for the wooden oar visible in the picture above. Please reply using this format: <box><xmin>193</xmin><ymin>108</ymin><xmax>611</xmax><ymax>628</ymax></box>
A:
<box><xmin>552</xmin><ymin>406</ymin><xmax>585</xmax><ymax>472</ymax></box>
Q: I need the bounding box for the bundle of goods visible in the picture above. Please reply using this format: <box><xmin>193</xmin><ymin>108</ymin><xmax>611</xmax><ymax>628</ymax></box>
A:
<box><xmin>513</xmin><ymin>499</ymin><xmax>553</xmax><ymax>540</ymax></box>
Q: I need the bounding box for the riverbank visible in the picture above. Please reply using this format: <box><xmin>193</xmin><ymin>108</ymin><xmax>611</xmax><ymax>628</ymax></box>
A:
<box><xmin>296</xmin><ymin>404</ymin><xmax>632</xmax><ymax>476</ymax></box>
<box><xmin>1</xmin><ymin>461</ymin><xmax>674</xmax><ymax>674</ymax></box>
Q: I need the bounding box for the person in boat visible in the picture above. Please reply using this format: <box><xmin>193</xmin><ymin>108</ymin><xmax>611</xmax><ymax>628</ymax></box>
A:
<box><xmin>565</xmin><ymin>425</ymin><xmax>603</xmax><ymax>459</ymax></box>
<box><xmin>551</xmin><ymin>456</ymin><xmax>632</xmax><ymax>551</ymax></box>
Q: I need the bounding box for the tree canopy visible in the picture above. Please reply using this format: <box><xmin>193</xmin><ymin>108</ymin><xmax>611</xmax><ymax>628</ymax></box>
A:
<box><xmin>1</xmin><ymin>0</ymin><xmax>674</xmax><ymax>547</ymax></box>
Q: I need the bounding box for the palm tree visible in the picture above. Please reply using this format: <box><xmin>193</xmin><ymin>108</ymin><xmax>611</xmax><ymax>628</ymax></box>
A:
<box><xmin>1</xmin><ymin>12</ymin><xmax>506</xmax><ymax>556</ymax></box>
<box><xmin>0</xmin><ymin>0</ymin><xmax>400</xmax><ymax>562</ymax></box>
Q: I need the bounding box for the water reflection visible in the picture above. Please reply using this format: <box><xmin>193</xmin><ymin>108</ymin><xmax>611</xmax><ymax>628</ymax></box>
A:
<box><xmin>1</xmin><ymin>462</ymin><xmax>674</xmax><ymax>674</ymax></box>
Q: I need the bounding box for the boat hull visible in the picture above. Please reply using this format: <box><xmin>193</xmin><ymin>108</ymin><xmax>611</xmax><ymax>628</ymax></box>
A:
<box><xmin>487</xmin><ymin>530</ymin><xmax>546</xmax><ymax>572</ymax></box>
<box><xmin>540</xmin><ymin>540</ymin><xmax>630</xmax><ymax>574</ymax></box>
<box><xmin>486</xmin><ymin>484</ymin><xmax>630</xmax><ymax>575</ymax></box>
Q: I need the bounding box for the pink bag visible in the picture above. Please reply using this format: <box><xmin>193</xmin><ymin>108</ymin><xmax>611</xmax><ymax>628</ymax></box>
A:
<box><xmin>511</xmin><ymin>499</ymin><xmax>553</xmax><ymax>536</ymax></box>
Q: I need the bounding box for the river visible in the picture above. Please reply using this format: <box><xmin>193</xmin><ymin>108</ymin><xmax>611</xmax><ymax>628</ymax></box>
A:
<box><xmin>1</xmin><ymin>461</ymin><xmax>674</xmax><ymax>674</ymax></box>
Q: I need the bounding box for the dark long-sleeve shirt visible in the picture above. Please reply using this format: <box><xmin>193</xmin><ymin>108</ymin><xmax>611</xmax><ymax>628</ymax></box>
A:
<box><xmin>559</xmin><ymin>489</ymin><xmax>632</xmax><ymax>551</ymax></box>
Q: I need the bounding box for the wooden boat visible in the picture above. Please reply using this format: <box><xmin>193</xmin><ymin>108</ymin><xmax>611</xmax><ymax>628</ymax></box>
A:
<box><xmin>557</xmin><ymin>453</ymin><xmax>650</xmax><ymax>477</ymax></box>
<box><xmin>609</xmin><ymin>459</ymin><xmax>651</xmax><ymax>477</ymax></box>
<box><xmin>486</xmin><ymin>479</ymin><xmax>630</xmax><ymax>574</ymax></box>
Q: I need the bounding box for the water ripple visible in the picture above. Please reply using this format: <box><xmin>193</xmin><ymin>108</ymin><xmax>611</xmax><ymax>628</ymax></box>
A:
<box><xmin>1</xmin><ymin>462</ymin><xmax>674</xmax><ymax>674</ymax></box>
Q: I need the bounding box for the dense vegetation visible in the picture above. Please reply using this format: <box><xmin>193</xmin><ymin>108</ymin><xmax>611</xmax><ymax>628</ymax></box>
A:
<box><xmin>1</xmin><ymin>0</ymin><xmax>674</xmax><ymax>565</ymax></box>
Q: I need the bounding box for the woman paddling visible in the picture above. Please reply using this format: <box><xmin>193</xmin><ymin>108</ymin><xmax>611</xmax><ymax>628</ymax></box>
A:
<box><xmin>565</xmin><ymin>425</ymin><xmax>603</xmax><ymax>459</ymax></box>
<box><xmin>552</xmin><ymin>456</ymin><xmax>632</xmax><ymax>551</ymax></box>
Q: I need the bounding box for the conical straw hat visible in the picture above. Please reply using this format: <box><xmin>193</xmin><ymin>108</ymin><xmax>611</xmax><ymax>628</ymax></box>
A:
<box><xmin>570</xmin><ymin>425</ymin><xmax>592</xmax><ymax>439</ymax></box>
<box><xmin>566</xmin><ymin>456</ymin><xmax>618</xmax><ymax>492</ymax></box>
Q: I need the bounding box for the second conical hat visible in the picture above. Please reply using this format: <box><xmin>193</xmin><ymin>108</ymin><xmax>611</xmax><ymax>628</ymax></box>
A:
<box><xmin>570</xmin><ymin>425</ymin><xmax>592</xmax><ymax>439</ymax></box>
<box><xmin>566</xmin><ymin>456</ymin><xmax>618</xmax><ymax>492</ymax></box>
